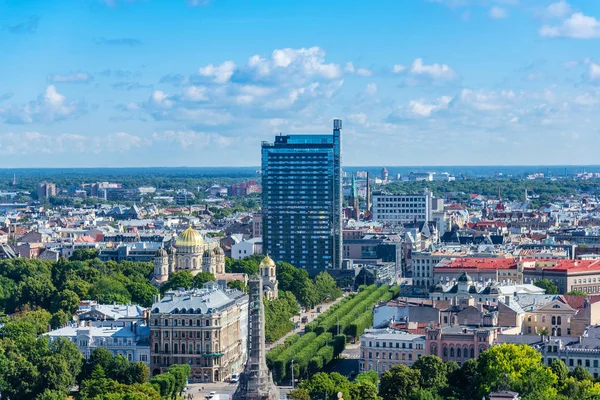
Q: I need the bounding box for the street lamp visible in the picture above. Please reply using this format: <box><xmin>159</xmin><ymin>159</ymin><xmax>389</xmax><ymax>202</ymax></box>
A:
<box><xmin>291</xmin><ymin>359</ymin><xmax>295</xmax><ymax>389</ymax></box>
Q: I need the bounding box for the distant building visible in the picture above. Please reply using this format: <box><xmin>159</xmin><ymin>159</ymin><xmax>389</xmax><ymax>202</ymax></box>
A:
<box><xmin>381</xmin><ymin>167</ymin><xmax>389</xmax><ymax>182</ymax></box>
<box><xmin>229</xmin><ymin>181</ymin><xmax>262</xmax><ymax>197</ymax></box>
<box><xmin>149</xmin><ymin>283</ymin><xmax>249</xmax><ymax>382</ymax></box>
<box><xmin>372</xmin><ymin>190</ymin><xmax>438</xmax><ymax>224</ymax></box>
<box><xmin>175</xmin><ymin>189</ymin><xmax>196</xmax><ymax>205</ymax></box>
<box><xmin>261</xmin><ymin>119</ymin><xmax>342</xmax><ymax>273</ymax></box>
<box><xmin>426</xmin><ymin>325</ymin><xmax>500</xmax><ymax>365</ymax></box>
<box><xmin>91</xmin><ymin>182</ymin><xmax>122</xmax><ymax>197</ymax></box>
<box><xmin>37</xmin><ymin>181</ymin><xmax>56</xmax><ymax>200</ymax></box>
<box><xmin>99</xmin><ymin>188</ymin><xmax>142</xmax><ymax>202</ymax></box>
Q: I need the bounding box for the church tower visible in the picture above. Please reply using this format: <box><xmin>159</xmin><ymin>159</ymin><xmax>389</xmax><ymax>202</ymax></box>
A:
<box><xmin>203</xmin><ymin>248</ymin><xmax>217</xmax><ymax>275</ymax></box>
<box><xmin>153</xmin><ymin>248</ymin><xmax>169</xmax><ymax>284</ymax></box>
<box><xmin>259</xmin><ymin>254</ymin><xmax>278</xmax><ymax>300</ymax></box>
<box><xmin>214</xmin><ymin>246</ymin><xmax>225</xmax><ymax>274</ymax></box>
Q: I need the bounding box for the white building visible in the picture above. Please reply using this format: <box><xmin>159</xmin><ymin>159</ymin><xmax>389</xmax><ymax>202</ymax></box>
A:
<box><xmin>46</xmin><ymin>303</ymin><xmax>151</xmax><ymax>365</ymax></box>
<box><xmin>372</xmin><ymin>190</ymin><xmax>436</xmax><ymax>224</ymax></box>
<box><xmin>360</xmin><ymin>328</ymin><xmax>426</xmax><ymax>375</ymax></box>
<box><xmin>231</xmin><ymin>237</ymin><xmax>263</xmax><ymax>260</ymax></box>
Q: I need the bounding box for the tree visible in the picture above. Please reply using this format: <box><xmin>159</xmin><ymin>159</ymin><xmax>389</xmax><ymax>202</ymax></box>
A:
<box><xmin>192</xmin><ymin>272</ymin><xmax>216</xmax><ymax>288</ymax></box>
<box><xmin>160</xmin><ymin>271</ymin><xmax>194</xmax><ymax>293</ymax></box>
<box><xmin>533</xmin><ymin>279</ymin><xmax>558</xmax><ymax>294</ymax></box>
<box><xmin>566</xmin><ymin>290</ymin><xmax>588</xmax><ymax>296</ymax></box>
<box><xmin>570</xmin><ymin>365</ymin><xmax>594</xmax><ymax>382</ymax></box>
<box><xmin>351</xmin><ymin>381</ymin><xmax>380</xmax><ymax>400</ymax></box>
<box><xmin>127</xmin><ymin>282</ymin><xmax>159</xmax><ymax>307</ymax></box>
<box><xmin>379</xmin><ymin>364</ymin><xmax>421</xmax><ymax>400</ymax></box>
<box><xmin>314</xmin><ymin>272</ymin><xmax>342</xmax><ymax>302</ymax></box>
<box><xmin>288</xmin><ymin>389</ymin><xmax>311</xmax><ymax>400</ymax></box>
<box><xmin>411</xmin><ymin>355</ymin><xmax>448</xmax><ymax>389</ymax></box>
<box><xmin>50</xmin><ymin>289</ymin><xmax>80</xmax><ymax>314</ymax></box>
<box><xmin>475</xmin><ymin>344</ymin><xmax>557</xmax><ymax>399</ymax></box>
<box><xmin>89</xmin><ymin>277</ymin><xmax>131</xmax><ymax>304</ymax></box>
<box><xmin>227</xmin><ymin>279</ymin><xmax>247</xmax><ymax>293</ymax></box>
<box><xmin>70</xmin><ymin>248</ymin><xmax>99</xmax><ymax>261</ymax></box>
<box><xmin>551</xmin><ymin>359</ymin><xmax>569</xmax><ymax>390</ymax></box>
<box><xmin>354</xmin><ymin>370</ymin><xmax>379</xmax><ymax>386</ymax></box>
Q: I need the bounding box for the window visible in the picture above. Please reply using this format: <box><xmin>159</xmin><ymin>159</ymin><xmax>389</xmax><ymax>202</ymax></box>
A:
<box><xmin>557</xmin><ymin>316</ymin><xmax>562</xmax><ymax>325</ymax></box>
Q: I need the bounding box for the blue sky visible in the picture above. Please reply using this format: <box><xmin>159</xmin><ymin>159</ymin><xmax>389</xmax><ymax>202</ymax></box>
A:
<box><xmin>1</xmin><ymin>0</ymin><xmax>600</xmax><ymax>167</ymax></box>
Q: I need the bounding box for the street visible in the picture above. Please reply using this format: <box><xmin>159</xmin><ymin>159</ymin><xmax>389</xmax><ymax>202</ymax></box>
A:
<box><xmin>186</xmin><ymin>382</ymin><xmax>295</xmax><ymax>399</ymax></box>
<box><xmin>266</xmin><ymin>294</ymin><xmax>349</xmax><ymax>350</ymax></box>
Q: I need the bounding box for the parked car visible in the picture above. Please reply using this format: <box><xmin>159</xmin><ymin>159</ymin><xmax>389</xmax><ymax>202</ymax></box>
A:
<box><xmin>231</xmin><ymin>374</ymin><xmax>239</xmax><ymax>383</ymax></box>
<box><xmin>301</xmin><ymin>316</ymin><xmax>309</xmax><ymax>324</ymax></box>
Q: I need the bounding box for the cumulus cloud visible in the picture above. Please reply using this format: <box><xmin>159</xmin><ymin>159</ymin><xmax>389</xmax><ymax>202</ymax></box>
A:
<box><xmin>393</xmin><ymin>64</ymin><xmax>406</xmax><ymax>74</ymax></box>
<box><xmin>589</xmin><ymin>62</ymin><xmax>600</xmax><ymax>81</ymax></box>
<box><xmin>408</xmin><ymin>96</ymin><xmax>452</xmax><ymax>117</ymax></box>
<box><xmin>46</xmin><ymin>72</ymin><xmax>93</xmax><ymax>83</ymax></box>
<box><xmin>459</xmin><ymin>89</ymin><xmax>516</xmax><ymax>111</ymax></box>
<box><xmin>539</xmin><ymin>13</ymin><xmax>600</xmax><ymax>39</ymax></box>
<box><xmin>0</xmin><ymin>86</ymin><xmax>85</xmax><ymax>124</ymax></box>
<box><xmin>543</xmin><ymin>1</ymin><xmax>572</xmax><ymax>19</ymax></box>
<box><xmin>198</xmin><ymin>61</ymin><xmax>236</xmax><ymax>83</ymax></box>
<box><xmin>345</xmin><ymin>62</ymin><xmax>372</xmax><ymax>77</ymax></box>
<box><xmin>489</xmin><ymin>6</ymin><xmax>508</xmax><ymax>19</ymax></box>
<box><xmin>410</xmin><ymin>58</ymin><xmax>456</xmax><ymax>80</ymax></box>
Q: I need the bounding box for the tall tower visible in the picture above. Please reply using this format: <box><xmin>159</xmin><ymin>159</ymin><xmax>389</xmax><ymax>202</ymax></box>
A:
<box><xmin>350</xmin><ymin>173</ymin><xmax>359</xmax><ymax>220</ymax></box>
<box><xmin>261</xmin><ymin>119</ymin><xmax>342</xmax><ymax>272</ymax></box>
<box><xmin>366</xmin><ymin>172</ymin><xmax>371</xmax><ymax>213</ymax></box>
<box><xmin>232</xmin><ymin>276</ymin><xmax>280</xmax><ymax>400</ymax></box>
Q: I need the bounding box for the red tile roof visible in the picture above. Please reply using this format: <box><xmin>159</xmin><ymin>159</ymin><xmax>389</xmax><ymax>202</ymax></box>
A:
<box><xmin>562</xmin><ymin>295</ymin><xmax>600</xmax><ymax>310</ymax></box>
<box><xmin>435</xmin><ymin>257</ymin><xmax>517</xmax><ymax>271</ymax></box>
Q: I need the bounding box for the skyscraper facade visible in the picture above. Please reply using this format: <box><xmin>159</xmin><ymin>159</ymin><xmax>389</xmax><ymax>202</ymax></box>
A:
<box><xmin>261</xmin><ymin>119</ymin><xmax>342</xmax><ymax>273</ymax></box>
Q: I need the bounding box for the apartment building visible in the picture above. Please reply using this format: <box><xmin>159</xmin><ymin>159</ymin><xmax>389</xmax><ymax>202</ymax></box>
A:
<box><xmin>360</xmin><ymin>329</ymin><xmax>426</xmax><ymax>375</ymax></box>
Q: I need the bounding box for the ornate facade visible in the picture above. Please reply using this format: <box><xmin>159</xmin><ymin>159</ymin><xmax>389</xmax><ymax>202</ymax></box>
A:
<box><xmin>153</xmin><ymin>226</ymin><xmax>226</xmax><ymax>284</ymax></box>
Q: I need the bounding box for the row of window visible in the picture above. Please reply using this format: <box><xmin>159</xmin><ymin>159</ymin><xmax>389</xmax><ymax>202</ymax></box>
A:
<box><xmin>154</xmin><ymin>330</ymin><xmax>213</xmax><ymax>339</ymax></box>
<box><xmin>363</xmin><ymin>351</ymin><xmax>419</xmax><ymax>361</ymax></box>
<box><xmin>154</xmin><ymin>342</ymin><xmax>218</xmax><ymax>354</ymax></box>
<box><xmin>363</xmin><ymin>341</ymin><xmax>423</xmax><ymax>349</ymax></box>
<box><xmin>153</xmin><ymin>319</ymin><xmax>215</xmax><ymax>326</ymax></box>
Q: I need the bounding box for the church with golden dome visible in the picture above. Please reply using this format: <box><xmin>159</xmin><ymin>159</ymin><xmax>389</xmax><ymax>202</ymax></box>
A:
<box><xmin>259</xmin><ymin>254</ymin><xmax>279</xmax><ymax>300</ymax></box>
<box><xmin>152</xmin><ymin>225</ymin><xmax>226</xmax><ymax>284</ymax></box>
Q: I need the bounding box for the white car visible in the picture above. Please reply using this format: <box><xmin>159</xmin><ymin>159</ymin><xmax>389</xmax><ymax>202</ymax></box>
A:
<box><xmin>231</xmin><ymin>374</ymin><xmax>239</xmax><ymax>383</ymax></box>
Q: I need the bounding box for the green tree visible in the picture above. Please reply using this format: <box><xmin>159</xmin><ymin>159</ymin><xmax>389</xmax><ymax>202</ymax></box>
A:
<box><xmin>70</xmin><ymin>248</ymin><xmax>99</xmax><ymax>261</ymax></box>
<box><xmin>89</xmin><ymin>277</ymin><xmax>131</xmax><ymax>304</ymax></box>
<box><xmin>227</xmin><ymin>279</ymin><xmax>247</xmax><ymax>293</ymax></box>
<box><xmin>50</xmin><ymin>289</ymin><xmax>80</xmax><ymax>314</ymax></box>
<box><xmin>314</xmin><ymin>272</ymin><xmax>342</xmax><ymax>302</ymax></box>
<box><xmin>192</xmin><ymin>272</ymin><xmax>216</xmax><ymax>288</ymax></box>
<box><xmin>566</xmin><ymin>290</ymin><xmax>588</xmax><ymax>296</ymax></box>
<box><xmin>379</xmin><ymin>364</ymin><xmax>421</xmax><ymax>400</ymax></box>
<box><xmin>475</xmin><ymin>344</ymin><xmax>557</xmax><ymax>400</ymax></box>
<box><xmin>354</xmin><ymin>370</ymin><xmax>379</xmax><ymax>386</ymax></box>
<box><xmin>127</xmin><ymin>282</ymin><xmax>159</xmax><ymax>307</ymax></box>
<box><xmin>570</xmin><ymin>365</ymin><xmax>594</xmax><ymax>382</ymax></box>
<box><xmin>551</xmin><ymin>359</ymin><xmax>569</xmax><ymax>390</ymax></box>
<box><xmin>350</xmin><ymin>381</ymin><xmax>380</xmax><ymax>400</ymax></box>
<box><xmin>160</xmin><ymin>271</ymin><xmax>194</xmax><ymax>293</ymax></box>
<box><xmin>533</xmin><ymin>279</ymin><xmax>559</xmax><ymax>294</ymax></box>
<box><xmin>411</xmin><ymin>355</ymin><xmax>448</xmax><ymax>389</ymax></box>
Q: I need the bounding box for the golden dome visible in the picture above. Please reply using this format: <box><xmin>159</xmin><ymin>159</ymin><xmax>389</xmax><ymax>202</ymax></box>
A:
<box><xmin>260</xmin><ymin>254</ymin><xmax>276</xmax><ymax>268</ymax></box>
<box><xmin>176</xmin><ymin>225</ymin><xmax>204</xmax><ymax>248</ymax></box>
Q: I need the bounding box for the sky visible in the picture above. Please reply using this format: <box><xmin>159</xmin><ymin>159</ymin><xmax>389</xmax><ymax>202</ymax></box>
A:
<box><xmin>1</xmin><ymin>0</ymin><xmax>600</xmax><ymax>167</ymax></box>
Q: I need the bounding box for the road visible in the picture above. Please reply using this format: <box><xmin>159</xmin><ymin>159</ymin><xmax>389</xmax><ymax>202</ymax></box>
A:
<box><xmin>186</xmin><ymin>382</ymin><xmax>294</xmax><ymax>399</ymax></box>
<box><xmin>266</xmin><ymin>294</ymin><xmax>349</xmax><ymax>350</ymax></box>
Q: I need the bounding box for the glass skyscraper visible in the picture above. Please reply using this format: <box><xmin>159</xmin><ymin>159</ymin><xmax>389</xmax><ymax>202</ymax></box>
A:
<box><xmin>261</xmin><ymin>119</ymin><xmax>342</xmax><ymax>273</ymax></box>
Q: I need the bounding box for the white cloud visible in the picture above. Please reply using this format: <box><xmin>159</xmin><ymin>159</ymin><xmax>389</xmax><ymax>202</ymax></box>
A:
<box><xmin>539</xmin><ymin>12</ymin><xmax>600</xmax><ymax>39</ymax></box>
<box><xmin>489</xmin><ymin>6</ymin><xmax>508</xmax><ymax>19</ymax></box>
<box><xmin>345</xmin><ymin>62</ymin><xmax>372</xmax><ymax>77</ymax></box>
<box><xmin>543</xmin><ymin>1</ymin><xmax>572</xmax><ymax>19</ymax></box>
<box><xmin>46</xmin><ymin>72</ymin><xmax>93</xmax><ymax>83</ymax></box>
<box><xmin>564</xmin><ymin>60</ymin><xmax>579</xmax><ymax>69</ymax></box>
<box><xmin>247</xmin><ymin>47</ymin><xmax>342</xmax><ymax>80</ymax></box>
<box><xmin>393</xmin><ymin>64</ymin><xmax>406</xmax><ymax>74</ymax></box>
<box><xmin>181</xmin><ymin>86</ymin><xmax>208</xmax><ymax>102</ymax></box>
<box><xmin>459</xmin><ymin>89</ymin><xmax>516</xmax><ymax>111</ymax></box>
<box><xmin>406</xmin><ymin>96</ymin><xmax>451</xmax><ymax>117</ymax></box>
<box><xmin>198</xmin><ymin>61</ymin><xmax>236</xmax><ymax>83</ymax></box>
<box><xmin>346</xmin><ymin>113</ymin><xmax>368</xmax><ymax>125</ymax></box>
<box><xmin>410</xmin><ymin>58</ymin><xmax>456</xmax><ymax>80</ymax></box>
<box><xmin>0</xmin><ymin>85</ymin><xmax>84</xmax><ymax>124</ymax></box>
<box><xmin>589</xmin><ymin>63</ymin><xmax>600</xmax><ymax>80</ymax></box>
<box><xmin>365</xmin><ymin>83</ymin><xmax>377</xmax><ymax>95</ymax></box>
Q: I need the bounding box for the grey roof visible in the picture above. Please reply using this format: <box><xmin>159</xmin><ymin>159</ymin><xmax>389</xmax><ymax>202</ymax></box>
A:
<box><xmin>151</xmin><ymin>287</ymin><xmax>247</xmax><ymax>315</ymax></box>
<box><xmin>79</xmin><ymin>304</ymin><xmax>147</xmax><ymax>320</ymax></box>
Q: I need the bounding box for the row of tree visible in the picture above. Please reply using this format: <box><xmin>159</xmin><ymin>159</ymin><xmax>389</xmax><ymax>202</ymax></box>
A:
<box><xmin>268</xmin><ymin>284</ymin><xmax>398</xmax><ymax>383</ymax></box>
